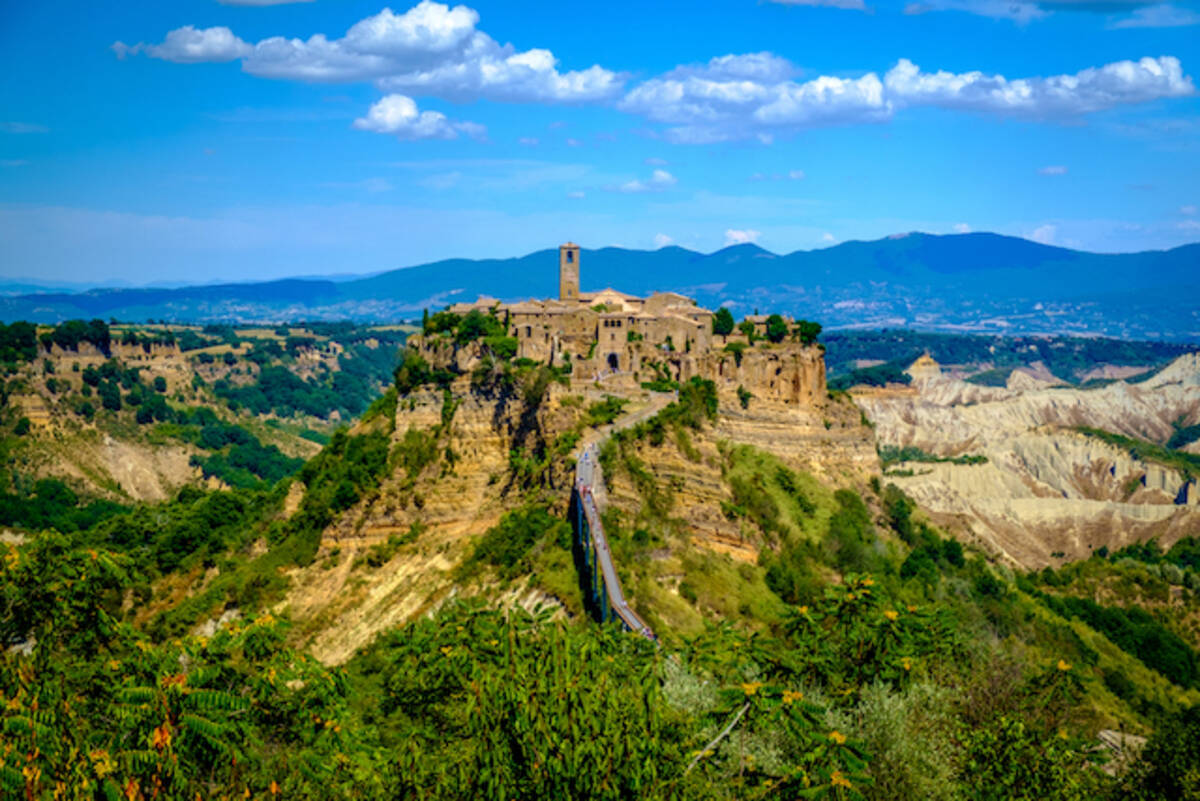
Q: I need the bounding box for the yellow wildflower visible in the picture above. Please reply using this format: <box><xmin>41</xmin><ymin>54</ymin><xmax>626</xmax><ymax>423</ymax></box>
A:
<box><xmin>831</xmin><ymin>770</ymin><xmax>852</xmax><ymax>789</ymax></box>
<box><xmin>123</xmin><ymin>778</ymin><xmax>138</xmax><ymax>801</ymax></box>
<box><xmin>1058</xmin><ymin>728</ymin><xmax>1069</xmax><ymax>740</ymax></box>
<box><xmin>828</xmin><ymin>730</ymin><xmax>847</xmax><ymax>745</ymax></box>
<box><xmin>741</xmin><ymin>681</ymin><xmax>762</xmax><ymax>696</ymax></box>
<box><xmin>884</xmin><ymin>610</ymin><xmax>899</xmax><ymax>621</ymax></box>
<box><xmin>1057</xmin><ymin>659</ymin><xmax>1072</xmax><ymax>672</ymax></box>
<box><xmin>907</xmin><ymin>605</ymin><xmax>917</xmax><ymax>613</ymax></box>
<box><xmin>861</xmin><ymin>577</ymin><xmax>875</xmax><ymax>587</ymax></box>
<box><xmin>798</xmin><ymin>605</ymin><xmax>809</xmax><ymax>615</ymax></box>
<box><xmin>845</xmin><ymin>593</ymin><xmax>855</xmax><ymax>601</ymax></box>
<box><xmin>270</xmin><ymin>780</ymin><xmax>279</xmax><ymax>796</ymax></box>
<box><xmin>440</xmin><ymin>646</ymin><xmax>453</xmax><ymax>657</ymax></box>
<box><xmin>901</xmin><ymin>657</ymin><xmax>912</xmax><ymax>672</ymax></box>
<box><xmin>782</xmin><ymin>690</ymin><xmax>803</xmax><ymax>705</ymax></box>
<box><xmin>107</xmin><ymin>660</ymin><xmax>120</xmax><ymax>671</ymax></box>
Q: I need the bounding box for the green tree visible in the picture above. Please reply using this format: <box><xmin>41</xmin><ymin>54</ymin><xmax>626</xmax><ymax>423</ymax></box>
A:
<box><xmin>766</xmin><ymin>314</ymin><xmax>788</xmax><ymax>343</ymax></box>
<box><xmin>794</xmin><ymin>319</ymin><xmax>823</xmax><ymax>345</ymax></box>
<box><xmin>713</xmin><ymin>307</ymin><xmax>735</xmax><ymax>336</ymax></box>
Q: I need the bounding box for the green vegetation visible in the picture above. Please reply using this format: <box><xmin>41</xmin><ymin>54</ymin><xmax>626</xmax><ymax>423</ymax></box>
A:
<box><xmin>828</xmin><ymin>360</ymin><xmax>912</xmax><ymax>391</ymax></box>
<box><xmin>39</xmin><ymin>318</ymin><xmax>111</xmax><ymax>353</ymax></box>
<box><xmin>461</xmin><ymin>505</ymin><xmax>571</xmax><ymax>580</ymax></box>
<box><xmin>822</xmin><ymin>330</ymin><xmax>1192</xmax><ymax>385</ymax></box>
<box><xmin>765</xmin><ymin>313</ymin><xmax>788</xmax><ymax>343</ymax></box>
<box><xmin>1075</xmin><ymin>426</ymin><xmax>1200</xmax><ymax>481</ymax></box>
<box><xmin>0</xmin><ymin>321</ymin><xmax>38</xmax><ymax>363</ymax></box>
<box><xmin>712</xmin><ymin>306</ymin><xmax>735</xmax><ymax>335</ymax></box>
<box><xmin>879</xmin><ymin>444</ymin><xmax>988</xmax><ymax>469</ymax></box>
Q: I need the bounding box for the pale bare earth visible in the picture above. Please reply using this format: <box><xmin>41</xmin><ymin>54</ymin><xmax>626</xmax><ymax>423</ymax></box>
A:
<box><xmin>855</xmin><ymin>352</ymin><xmax>1200</xmax><ymax>569</ymax></box>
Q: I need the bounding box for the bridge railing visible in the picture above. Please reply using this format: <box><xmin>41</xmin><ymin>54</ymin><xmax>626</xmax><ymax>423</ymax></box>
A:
<box><xmin>574</xmin><ymin>447</ymin><xmax>656</xmax><ymax>642</ymax></box>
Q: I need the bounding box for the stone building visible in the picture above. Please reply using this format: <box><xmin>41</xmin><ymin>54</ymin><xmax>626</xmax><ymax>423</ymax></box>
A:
<box><xmin>435</xmin><ymin>242</ymin><xmax>825</xmax><ymax>404</ymax></box>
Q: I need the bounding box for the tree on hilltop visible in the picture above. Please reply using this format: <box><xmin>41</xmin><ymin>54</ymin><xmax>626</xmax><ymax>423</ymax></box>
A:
<box><xmin>712</xmin><ymin>307</ymin><xmax>735</xmax><ymax>336</ymax></box>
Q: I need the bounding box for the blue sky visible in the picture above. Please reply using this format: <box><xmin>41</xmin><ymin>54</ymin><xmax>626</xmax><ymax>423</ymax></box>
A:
<box><xmin>1</xmin><ymin>0</ymin><xmax>1198</xmax><ymax>284</ymax></box>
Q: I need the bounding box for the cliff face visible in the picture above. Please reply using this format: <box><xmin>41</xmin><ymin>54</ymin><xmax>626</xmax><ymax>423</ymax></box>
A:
<box><xmin>856</xmin><ymin>353</ymin><xmax>1200</xmax><ymax>569</ymax></box>
<box><xmin>281</xmin><ymin>340</ymin><xmax>846</xmax><ymax>663</ymax></box>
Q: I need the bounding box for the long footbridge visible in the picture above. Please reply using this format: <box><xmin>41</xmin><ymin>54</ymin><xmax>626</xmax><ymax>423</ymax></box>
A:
<box><xmin>570</xmin><ymin>391</ymin><xmax>672</xmax><ymax>642</ymax></box>
<box><xmin>574</xmin><ymin>445</ymin><xmax>656</xmax><ymax>641</ymax></box>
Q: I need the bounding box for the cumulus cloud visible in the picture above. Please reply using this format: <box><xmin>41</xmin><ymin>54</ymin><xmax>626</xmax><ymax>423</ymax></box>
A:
<box><xmin>1031</xmin><ymin>224</ymin><xmax>1057</xmax><ymax>244</ymax></box>
<box><xmin>124</xmin><ymin>2</ymin><xmax>622</xmax><ymax>105</ymax></box>
<box><xmin>725</xmin><ymin>229</ymin><xmax>762</xmax><ymax>245</ymax></box>
<box><xmin>114</xmin><ymin>26</ymin><xmax>252</xmax><ymax>63</ymax></box>
<box><xmin>884</xmin><ymin>56</ymin><xmax>1192</xmax><ymax>117</ymax></box>
<box><xmin>619</xmin><ymin>53</ymin><xmax>887</xmax><ymax>143</ymax></box>
<box><xmin>653</xmin><ymin>233</ymin><xmax>674</xmax><ymax>248</ymax></box>
<box><xmin>1039</xmin><ymin>165</ymin><xmax>1068</xmax><ymax>175</ymax></box>
<box><xmin>953</xmin><ymin>222</ymin><xmax>971</xmax><ymax>233</ymax></box>
<box><xmin>614</xmin><ymin>168</ymin><xmax>677</xmax><ymax>193</ymax></box>
<box><xmin>353</xmin><ymin>94</ymin><xmax>485</xmax><ymax>141</ymax></box>
<box><xmin>621</xmin><ymin>52</ymin><xmax>1192</xmax><ymax>143</ymax></box>
<box><xmin>821</xmin><ymin>232</ymin><xmax>836</xmax><ymax>243</ymax></box>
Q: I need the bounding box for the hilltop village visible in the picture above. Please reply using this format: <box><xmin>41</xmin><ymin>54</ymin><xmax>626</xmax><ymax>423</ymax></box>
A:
<box><xmin>414</xmin><ymin>242</ymin><xmax>827</xmax><ymax>406</ymax></box>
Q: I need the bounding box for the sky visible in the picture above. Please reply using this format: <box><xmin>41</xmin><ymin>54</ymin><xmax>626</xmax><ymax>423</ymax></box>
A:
<box><xmin>1</xmin><ymin>0</ymin><xmax>1198</xmax><ymax>284</ymax></box>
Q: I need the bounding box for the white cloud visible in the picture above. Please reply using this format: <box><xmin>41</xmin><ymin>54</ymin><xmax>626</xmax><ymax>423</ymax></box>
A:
<box><xmin>352</xmin><ymin>94</ymin><xmax>485</xmax><ymax>141</ymax></box>
<box><xmin>518</xmin><ymin>136</ymin><xmax>539</xmax><ymax>146</ymax></box>
<box><xmin>1031</xmin><ymin>224</ymin><xmax>1057</xmax><ymax>244</ymax></box>
<box><xmin>1178</xmin><ymin>219</ymin><xmax>1200</xmax><ymax>231</ymax></box>
<box><xmin>621</xmin><ymin>53</ymin><xmax>1192</xmax><ymax>143</ymax></box>
<box><xmin>1110</xmin><ymin>4</ymin><xmax>1200</xmax><ymax>28</ymax></box>
<box><xmin>1038</xmin><ymin>165</ymin><xmax>1068</xmax><ymax>175</ymax></box>
<box><xmin>645</xmin><ymin>157</ymin><xmax>668</xmax><ymax>166</ymax></box>
<box><xmin>118</xmin><ymin>26</ymin><xmax>252</xmax><ymax>63</ymax></box>
<box><xmin>884</xmin><ymin>56</ymin><xmax>1192</xmax><ymax>117</ymax></box>
<box><xmin>821</xmin><ymin>232</ymin><xmax>836</xmax><ymax>243</ymax></box>
<box><xmin>1182</xmin><ymin>205</ymin><xmax>1198</xmax><ymax>215</ymax></box>
<box><xmin>0</xmin><ymin>122</ymin><xmax>48</xmax><ymax>134</ymax></box>
<box><xmin>620</xmin><ymin>53</ymin><xmax>888</xmax><ymax>143</ymax></box>
<box><xmin>725</xmin><ymin>228</ymin><xmax>762</xmax><ymax>245</ymax></box>
<box><xmin>788</xmin><ymin>169</ymin><xmax>806</xmax><ymax>180</ymax></box>
<box><xmin>615</xmin><ymin>169</ymin><xmax>677</xmax><ymax>194</ymax></box>
<box><xmin>566</xmin><ymin>137</ymin><xmax>583</xmax><ymax>147</ymax></box>
<box><xmin>953</xmin><ymin>222</ymin><xmax>971</xmax><ymax>233</ymax></box>
<box><xmin>125</xmin><ymin>2</ymin><xmax>623</xmax><ymax>105</ymax></box>
<box><xmin>653</xmin><ymin>233</ymin><xmax>674</xmax><ymax>248</ymax></box>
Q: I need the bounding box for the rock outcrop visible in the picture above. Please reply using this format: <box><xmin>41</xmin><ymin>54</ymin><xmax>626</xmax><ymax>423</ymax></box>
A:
<box><xmin>856</xmin><ymin>352</ymin><xmax>1200</xmax><ymax>569</ymax></box>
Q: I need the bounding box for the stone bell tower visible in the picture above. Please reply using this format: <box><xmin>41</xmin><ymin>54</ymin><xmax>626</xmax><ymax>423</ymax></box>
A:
<box><xmin>559</xmin><ymin>242</ymin><xmax>580</xmax><ymax>301</ymax></box>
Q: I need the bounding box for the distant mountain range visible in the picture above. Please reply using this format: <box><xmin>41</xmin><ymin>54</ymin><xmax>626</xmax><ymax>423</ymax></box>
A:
<box><xmin>3</xmin><ymin>232</ymin><xmax>1198</xmax><ymax>340</ymax></box>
